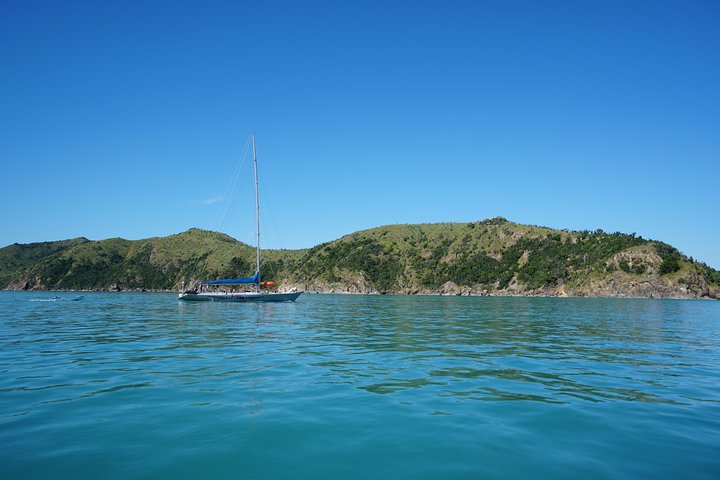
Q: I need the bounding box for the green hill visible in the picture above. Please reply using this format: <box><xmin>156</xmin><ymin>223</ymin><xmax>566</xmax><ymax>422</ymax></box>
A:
<box><xmin>0</xmin><ymin>228</ymin><xmax>304</xmax><ymax>291</ymax></box>
<box><xmin>1</xmin><ymin>219</ymin><xmax>718</xmax><ymax>299</ymax></box>
<box><xmin>0</xmin><ymin>237</ymin><xmax>90</xmax><ymax>288</ymax></box>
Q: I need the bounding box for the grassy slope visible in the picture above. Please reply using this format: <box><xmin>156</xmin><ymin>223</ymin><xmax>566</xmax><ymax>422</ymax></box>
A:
<box><xmin>0</xmin><ymin>238</ymin><xmax>90</xmax><ymax>287</ymax></box>
<box><xmin>1</xmin><ymin>228</ymin><xmax>306</xmax><ymax>290</ymax></box>
<box><xmin>1</xmin><ymin>219</ymin><xmax>718</xmax><ymax>296</ymax></box>
<box><xmin>288</xmin><ymin>218</ymin><xmax>719</xmax><ymax>297</ymax></box>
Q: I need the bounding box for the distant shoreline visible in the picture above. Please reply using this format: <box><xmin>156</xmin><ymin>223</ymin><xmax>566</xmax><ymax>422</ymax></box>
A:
<box><xmin>4</xmin><ymin>288</ymin><xmax>716</xmax><ymax>300</ymax></box>
<box><xmin>3</xmin><ymin>219</ymin><xmax>718</xmax><ymax>300</ymax></box>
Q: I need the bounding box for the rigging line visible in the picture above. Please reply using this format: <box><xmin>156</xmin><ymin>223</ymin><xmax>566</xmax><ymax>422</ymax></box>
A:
<box><xmin>259</xmin><ymin>199</ymin><xmax>284</xmax><ymax>281</ymax></box>
<box><xmin>260</xmin><ymin>177</ymin><xmax>286</xmax><ymax>250</ymax></box>
<box><xmin>184</xmin><ymin>134</ymin><xmax>253</xmax><ymax>288</ymax></box>
<box><xmin>180</xmin><ymin>231</ymin><xmax>218</xmax><ymax>289</ymax></box>
<box><xmin>222</xmin><ymin>171</ymin><xmax>254</xmax><ymax>240</ymax></box>
<box><xmin>216</xmin><ymin>134</ymin><xmax>253</xmax><ymax>233</ymax></box>
<box><xmin>217</xmin><ymin>135</ymin><xmax>252</xmax><ymax>233</ymax></box>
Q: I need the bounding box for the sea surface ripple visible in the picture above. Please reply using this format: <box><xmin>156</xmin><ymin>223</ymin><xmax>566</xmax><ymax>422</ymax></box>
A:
<box><xmin>1</xmin><ymin>292</ymin><xmax>719</xmax><ymax>479</ymax></box>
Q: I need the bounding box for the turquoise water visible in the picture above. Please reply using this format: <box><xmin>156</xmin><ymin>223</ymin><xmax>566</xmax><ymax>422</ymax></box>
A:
<box><xmin>1</xmin><ymin>292</ymin><xmax>719</xmax><ymax>479</ymax></box>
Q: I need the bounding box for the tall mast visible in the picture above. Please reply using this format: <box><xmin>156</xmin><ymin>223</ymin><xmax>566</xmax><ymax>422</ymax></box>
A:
<box><xmin>252</xmin><ymin>132</ymin><xmax>261</xmax><ymax>292</ymax></box>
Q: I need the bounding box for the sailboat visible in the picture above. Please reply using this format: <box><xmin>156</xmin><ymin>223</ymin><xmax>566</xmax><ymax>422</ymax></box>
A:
<box><xmin>178</xmin><ymin>134</ymin><xmax>302</xmax><ymax>303</ymax></box>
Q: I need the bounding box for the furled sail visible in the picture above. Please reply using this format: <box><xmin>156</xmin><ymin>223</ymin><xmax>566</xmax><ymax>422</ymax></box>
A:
<box><xmin>202</xmin><ymin>272</ymin><xmax>259</xmax><ymax>285</ymax></box>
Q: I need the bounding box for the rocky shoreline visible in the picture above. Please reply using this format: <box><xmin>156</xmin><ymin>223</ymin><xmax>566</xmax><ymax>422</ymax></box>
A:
<box><xmin>283</xmin><ymin>275</ymin><xmax>720</xmax><ymax>300</ymax></box>
<box><xmin>6</xmin><ymin>269</ymin><xmax>719</xmax><ymax>300</ymax></box>
<box><xmin>5</xmin><ymin>284</ymin><xmax>717</xmax><ymax>299</ymax></box>
<box><xmin>18</xmin><ymin>283</ymin><xmax>710</xmax><ymax>299</ymax></box>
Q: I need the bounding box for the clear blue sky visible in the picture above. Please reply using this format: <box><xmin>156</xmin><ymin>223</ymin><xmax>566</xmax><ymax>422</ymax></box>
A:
<box><xmin>1</xmin><ymin>0</ymin><xmax>718</xmax><ymax>268</ymax></box>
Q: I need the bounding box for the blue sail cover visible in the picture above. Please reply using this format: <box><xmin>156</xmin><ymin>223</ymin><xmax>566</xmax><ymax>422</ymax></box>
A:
<box><xmin>202</xmin><ymin>272</ymin><xmax>259</xmax><ymax>285</ymax></box>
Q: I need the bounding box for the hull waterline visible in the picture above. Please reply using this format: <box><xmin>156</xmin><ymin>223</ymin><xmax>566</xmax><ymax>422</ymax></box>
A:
<box><xmin>178</xmin><ymin>292</ymin><xmax>302</xmax><ymax>303</ymax></box>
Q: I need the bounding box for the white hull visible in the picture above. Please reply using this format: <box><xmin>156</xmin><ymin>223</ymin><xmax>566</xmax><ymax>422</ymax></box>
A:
<box><xmin>178</xmin><ymin>291</ymin><xmax>302</xmax><ymax>302</ymax></box>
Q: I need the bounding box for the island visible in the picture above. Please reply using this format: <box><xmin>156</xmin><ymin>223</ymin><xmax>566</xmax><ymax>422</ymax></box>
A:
<box><xmin>2</xmin><ymin>218</ymin><xmax>718</xmax><ymax>299</ymax></box>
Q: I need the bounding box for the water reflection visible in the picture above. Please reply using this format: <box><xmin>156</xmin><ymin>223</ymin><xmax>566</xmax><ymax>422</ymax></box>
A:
<box><xmin>1</xmin><ymin>292</ymin><xmax>718</xmax><ymax>415</ymax></box>
<box><xmin>300</xmin><ymin>296</ymin><xmax>719</xmax><ymax>405</ymax></box>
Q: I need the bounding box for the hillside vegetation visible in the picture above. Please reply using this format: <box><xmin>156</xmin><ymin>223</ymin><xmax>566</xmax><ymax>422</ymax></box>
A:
<box><xmin>1</xmin><ymin>219</ymin><xmax>718</xmax><ymax>299</ymax></box>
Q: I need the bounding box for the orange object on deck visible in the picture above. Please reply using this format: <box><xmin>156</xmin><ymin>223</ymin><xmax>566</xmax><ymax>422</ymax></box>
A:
<box><xmin>261</xmin><ymin>281</ymin><xmax>277</xmax><ymax>287</ymax></box>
